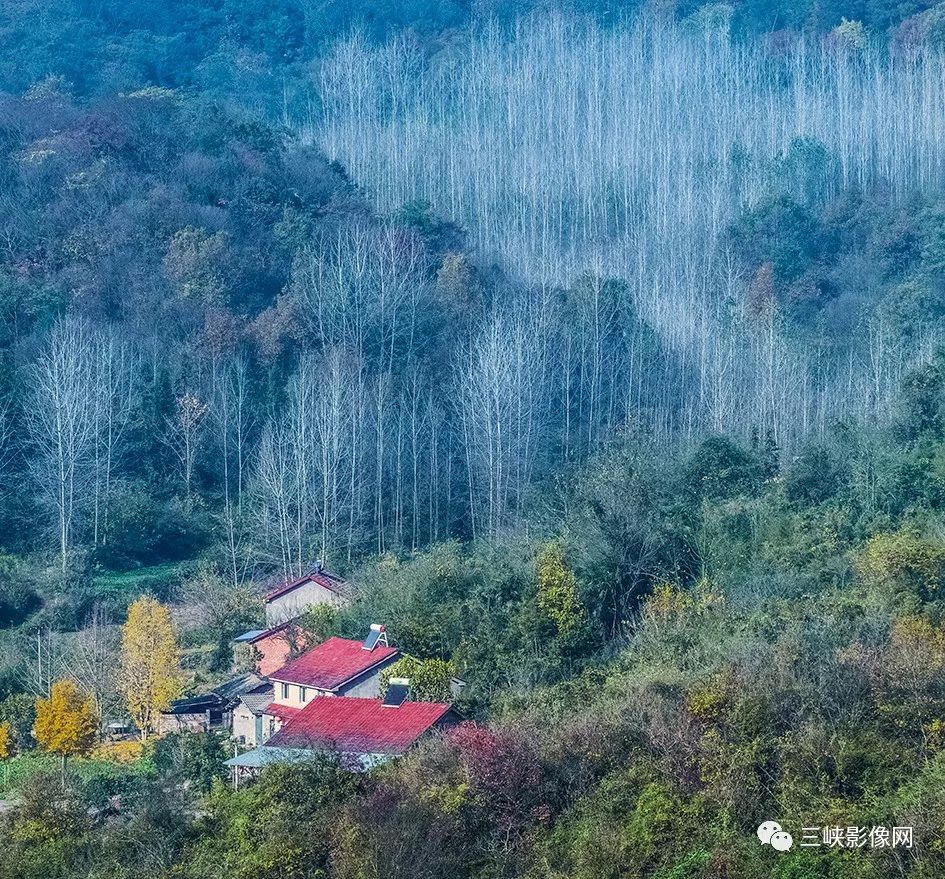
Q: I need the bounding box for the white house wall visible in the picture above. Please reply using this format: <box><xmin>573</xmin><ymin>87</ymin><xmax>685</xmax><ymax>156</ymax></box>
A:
<box><xmin>232</xmin><ymin>705</ymin><xmax>259</xmax><ymax>746</ymax></box>
<box><xmin>265</xmin><ymin>582</ymin><xmax>342</xmax><ymax>626</ymax></box>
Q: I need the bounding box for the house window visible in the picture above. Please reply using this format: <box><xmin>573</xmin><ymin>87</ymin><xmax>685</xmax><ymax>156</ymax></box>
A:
<box><xmin>280</xmin><ymin>682</ymin><xmax>289</xmax><ymax>700</ymax></box>
<box><xmin>299</xmin><ymin>686</ymin><xmax>308</xmax><ymax>702</ymax></box>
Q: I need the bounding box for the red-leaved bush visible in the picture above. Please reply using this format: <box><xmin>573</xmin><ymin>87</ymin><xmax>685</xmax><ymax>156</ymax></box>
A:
<box><xmin>448</xmin><ymin>722</ymin><xmax>548</xmax><ymax>847</ymax></box>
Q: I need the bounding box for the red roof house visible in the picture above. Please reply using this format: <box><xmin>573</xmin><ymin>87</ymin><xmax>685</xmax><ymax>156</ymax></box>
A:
<box><xmin>253</xmin><ymin>699</ymin><xmax>303</xmax><ymax>744</ymax></box>
<box><xmin>266</xmin><ymin>696</ymin><xmax>460</xmax><ymax>759</ymax></box>
<box><xmin>262</xmin><ymin>702</ymin><xmax>302</xmax><ymax>722</ymax></box>
<box><xmin>271</xmin><ymin>636</ymin><xmax>399</xmax><ymax>693</ymax></box>
<box><xmin>257</xmin><ymin>628</ymin><xmax>400</xmax><ymax>742</ymax></box>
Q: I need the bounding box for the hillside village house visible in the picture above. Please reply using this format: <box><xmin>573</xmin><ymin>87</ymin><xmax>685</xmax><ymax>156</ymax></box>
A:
<box><xmin>257</xmin><ymin>695</ymin><xmax>458</xmax><ymax>770</ymax></box>
<box><xmin>227</xmin><ymin>689</ymin><xmax>460</xmax><ymax>778</ymax></box>
<box><xmin>158</xmin><ymin>672</ymin><xmax>266</xmax><ymax>736</ymax></box>
<box><xmin>232</xmin><ymin>626</ymin><xmax>400</xmax><ymax>747</ymax></box>
<box><xmin>227</xmin><ymin>627</ymin><xmax>461</xmax><ymax>780</ymax></box>
<box><xmin>161</xmin><ymin>562</ymin><xmax>460</xmax><ymax>780</ymax></box>
<box><xmin>232</xmin><ymin>621</ymin><xmax>296</xmax><ymax>676</ymax></box>
<box><xmin>166</xmin><ymin>562</ymin><xmax>354</xmax><ymax>739</ymax></box>
<box><xmin>264</xmin><ymin>562</ymin><xmax>348</xmax><ymax>626</ymax></box>
<box><xmin>232</xmin><ymin>563</ymin><xmax>351</xmax><ymax>677</ymax></box>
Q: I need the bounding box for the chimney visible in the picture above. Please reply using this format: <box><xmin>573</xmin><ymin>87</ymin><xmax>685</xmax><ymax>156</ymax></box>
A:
<box><xmin>382</xmin><ymin>677</ymin><xmax>411</xmax><ymax>708</ymax></box>
<box><xmin>362</xmin><ymin>623</ymin><xmax>388</xmax><ymax>651</ymax></box>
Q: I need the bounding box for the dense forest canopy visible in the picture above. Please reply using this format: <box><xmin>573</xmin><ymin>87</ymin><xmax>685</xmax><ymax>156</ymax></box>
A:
<box><xmin>3</xmin><ymin>1</ymin><xmax>945</xmax><ymax>878</ymax></box>
<box><xmin>4</xmin><ymin>0</ymin><xmax>945</xmax><ymax>101</ymax></box>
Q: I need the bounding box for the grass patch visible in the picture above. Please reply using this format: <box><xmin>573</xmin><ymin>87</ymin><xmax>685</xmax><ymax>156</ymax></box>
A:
<box><xmin>0</xmin><ymin>750</ymin><xmax>155</xmax><ymax>797</ymax></box>
<box><xmin>92</xmin><ymin>562</ymin><xmax>192</xmax><ymax>605</ymax></box>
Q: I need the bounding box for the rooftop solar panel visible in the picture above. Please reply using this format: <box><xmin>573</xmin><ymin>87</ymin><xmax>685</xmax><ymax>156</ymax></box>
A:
<box><xmin>383</xmin><ymin>682</ymin><xmax>410</xmax><ymax>707</ymax></box>
<box><xmin>362</xmin><ymin>629</ymin><xmax>381</xmax><ymax>650</ymax></box>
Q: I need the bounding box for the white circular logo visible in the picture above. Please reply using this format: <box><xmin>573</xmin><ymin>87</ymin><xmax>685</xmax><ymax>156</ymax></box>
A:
<box><xmin>757</xmin><ymin>821</ymin><xmax>793</xmax><ymax>851</ymax></box>
<box><xmin>757</xmin><ymin>821</ymin><xmax>782</xmax><ymax>844</ymax></box>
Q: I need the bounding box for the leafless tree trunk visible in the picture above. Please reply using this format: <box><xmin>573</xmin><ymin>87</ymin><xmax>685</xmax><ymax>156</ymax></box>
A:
<box><xmin>165</xmin><ymin>392</ymin><xmax>209</xmax><ymax>510</ymax></box>
<box><xmin>28</xmin><ymin>318</ymin><xmax>97</xmax><ymax>572</ymax></box>
<box><xmin>213</xmin><ymin>357</ymin><xmax>255</xmax><ymax>585</ymax></box>
<box><xmin>66</xmin><ymin>604</ymin><xmax>120</xmax><ymax>732</ymax></box>
<box><xmin>91</xmin><ymin>331</ymin><xmax>134</xmax><ymax>547</ymax></box>
<box><xmin>313</xmin><ymin>17</ymin><xmax>945</xmax><ymax>455</ymax></box>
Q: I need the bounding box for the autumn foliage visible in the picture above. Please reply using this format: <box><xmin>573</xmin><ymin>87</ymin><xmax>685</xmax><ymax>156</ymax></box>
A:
<box><xmin>119</xmin><ymin>597</ymin><xmax>183</xmax><ymax>741</ymax></box>
<box><xmin>33</xmin><ymin>680</ymin><xmax>96</xmax><ymax>775</ymax></box>
<box><xmin>0</xmin><ymin>722</ymin><xmax>12</xmax><ymax>761</ymax></box>
<box><xmin>535</xmin><ymin>541</ymin><xmax>588</xmax><ymax>646</ymax></box>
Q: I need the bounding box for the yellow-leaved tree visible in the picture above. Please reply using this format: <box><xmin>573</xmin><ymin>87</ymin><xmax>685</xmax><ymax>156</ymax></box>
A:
<box><xmin>119</xmin><ymin>596</ymin><xmax>183</xmax><ymax>741</ymax></box>
<box><xmin>0</xmin><ymin>721</ymin><xmax>11</xmax><ymax>760</ymax></box>
<box><xmin>34</xmin><ymin>679</ymin><xmax>96</xmax><ymax>780</ymax></box>
<box><xmin>854</xmin><ymin>529</ymin><xmax>945</xmax><ymax>605</ymax></box>
<box><xmin>0</xmin><ymin>721</ymin><xmax>10</xmax><ymax>786</ymax></box>
<box><xmin>536</xmin><ymin>541</ymin><xmax>588</xmax><ymax>647</ymax></box>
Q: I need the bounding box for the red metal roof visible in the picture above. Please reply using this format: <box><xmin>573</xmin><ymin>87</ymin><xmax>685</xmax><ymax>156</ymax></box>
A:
<box><xmin>261</xmin><ymin>702</ymin><xmax>301</xmax><ymax>720</ymax></box>
<box><xmin>265</xmin><ymin>568</ymin><xmax>347</xmax><ymax>603</ymax></box>
<box><xmin>269</xmin><ymin>637</ymin><xmax>399</xmax><ymax>691</ymax></box>
<box><xmin>266</xmin><ymin>696</ymin><xmax>455</xmax><ymax>755</ymax></box>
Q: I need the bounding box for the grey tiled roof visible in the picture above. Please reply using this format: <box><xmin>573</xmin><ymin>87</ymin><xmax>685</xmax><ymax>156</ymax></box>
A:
<box><xmin>233</xmin><ymin>629</ymin><xmax>266</xmax><ymax>643</ymax></box>
<box><xmin>212</xmin><ymin>673</ymin><xmax>265</xmax><ymax>703</ymax></box>
<box><xmin>225</xmin><ymin>746</ymin><xmax>314</xmax><ymax>768</ymax></box>
<box><xmin>240</xmin><ymin>687</ymin><xmax>275</xmax><ymax>715</ymax></box>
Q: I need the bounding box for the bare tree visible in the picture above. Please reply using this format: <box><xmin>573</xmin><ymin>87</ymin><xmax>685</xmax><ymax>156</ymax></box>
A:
<box><xmin>253</xmin><ymin>422</ymin><xmax>297</xmax><ymax>581</ymax></box>
<box><xmin>22</xmin><ymin>626</ymin><xmax>66</xmax><ymax>698</ymax></box>
<box><xmin>456</xmin><ymin>301</ymin><xmax>551</xmax><ymax>539</ymax></box>
<box><xmin>28</xmin><ymin>318</ymin><xmax>97</xmax><ymax>572</ymax></box>
<box><xmin>165</xmin><ymin>392</ymin><xmax>209</xmax><ymax>509</ymax></box>
<box><xmin>213</xmin><ymin>356</ymin><xmax>256</xmax><ymax>585</ymax></box>
<box><xmin>67</xmin><ymin>604</ymin><xmax>120</xmax><ymax>731</ymax></box>
<box><xmin>91</xmin><ymin>331</ymin><xmax>135</xmax><ymax>547</ymax></box>
<box><xmin>314</xmin><ymin>16</ymin><xmax>945</xmax><ymax>453</ymax></box>
<box><xmin>0</xmin><ymin>400</ymin><xmax>11</xmax><ymax>500</ymax></box>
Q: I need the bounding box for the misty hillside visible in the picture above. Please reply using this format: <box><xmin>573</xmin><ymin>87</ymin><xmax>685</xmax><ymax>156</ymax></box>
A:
<box><xmin>3</xmin><ymin>3</ymin><xmax>945</xmax><ymax>879</ymax></box>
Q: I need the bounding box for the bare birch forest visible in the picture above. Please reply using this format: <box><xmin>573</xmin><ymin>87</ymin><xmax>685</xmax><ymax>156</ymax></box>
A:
<box><xmin>311</xmin><ymin>15</ymin><xmax>945</xmax><ymax>446</ymax></box>
<box><xmin>6</xmin><ymin>10</ymin><xmax>945</xmax><ymax>579</ymax></box>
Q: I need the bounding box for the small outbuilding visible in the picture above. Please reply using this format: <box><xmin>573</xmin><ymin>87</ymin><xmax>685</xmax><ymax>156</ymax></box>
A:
<box><xmin>158</xmin><ymin>672</ymin><xmax>265</xmax><ymax>736</ymax></box>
